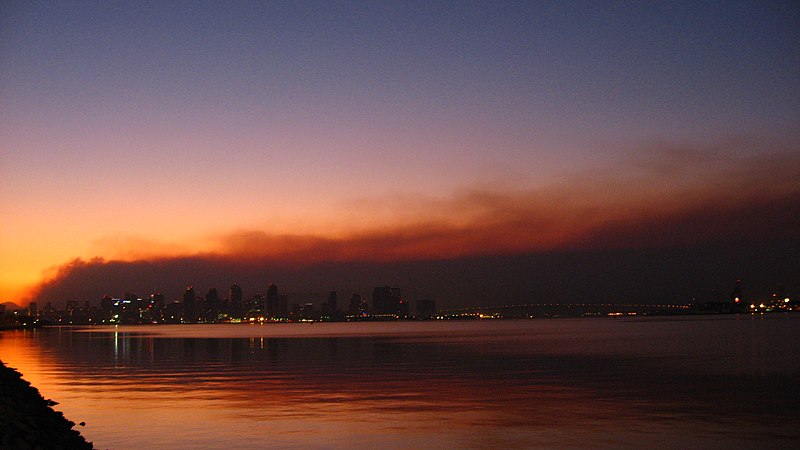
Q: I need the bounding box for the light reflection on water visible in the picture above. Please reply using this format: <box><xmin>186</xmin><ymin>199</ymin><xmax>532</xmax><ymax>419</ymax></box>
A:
<box><xmin>1</xmin><ymin>316</ymin><xmax>798</xmax><ymax>449</ymax></box>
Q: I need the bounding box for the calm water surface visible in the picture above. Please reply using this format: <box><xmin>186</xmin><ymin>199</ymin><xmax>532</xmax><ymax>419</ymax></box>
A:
<box><xmin>1</xmin><ymin>316</ymin><xmax>798</xmax><ymax>449</ymax></box>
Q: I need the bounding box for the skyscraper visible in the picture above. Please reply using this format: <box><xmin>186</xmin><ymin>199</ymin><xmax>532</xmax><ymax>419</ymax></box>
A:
<box><xmin>323</xmin><ymin>291</ymin><xmax>338</xmax><ymax>315</ymax></box>
<box><xmin>182</xmin><ymin>286</ymin><xmax>196</xmax><ymax>323</ymax></box>
<box><xmin>206</xmin><ymin>288</ymin><xmax>220</xmax><ymax>322</ymax></box>
<box><xmin>372</xmin><ymin>286</ymin><xmax>404</xmax><ymax>316</ymax></box>
<box><xmin>230</xmin><ymin>284</ymin><xmax>242</xmax><ymax>318</ymax></box>
<box><xmin>150</xmin><ymin>293</ymin><xmax>166</xmax><ymax>323</ymax></box>
<box><xmin>347</xmin><ymin>294</ymin><xmax>364</xmax><ymax>316</ymax></box>
<box><xmin>266</xmin><ymin>283</ymin><xmax>278</xmax><ymax>318</ymax></box>
<box><xmin>277</xmin><ymin>294</ymin><xmax>288</xmax><ymax>318</ymax></box>
<box><xmin>247</xmin><ymin>293</ymin><xmax>265</xmax><ymax>318</ymax></box>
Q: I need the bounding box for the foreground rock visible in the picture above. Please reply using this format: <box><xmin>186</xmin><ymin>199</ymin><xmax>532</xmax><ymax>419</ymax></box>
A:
<box><xmin>0</xmin><ymin>359</ymin><xmax>92</xmax><ymax>449</ymax></box>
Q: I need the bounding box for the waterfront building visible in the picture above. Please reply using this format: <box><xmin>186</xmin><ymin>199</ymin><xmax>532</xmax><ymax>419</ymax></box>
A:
<box><xmin>277</xmin><ymin>294</ymin><xmax>288</xmax><ymax>318</ymax></box>
<box><xmin>100</xmin><ymin>296</ymin><xmax>113</xmax><ymax>320</ymax></box>
<box><xmin>230</xmin><ymin>284</ymin><xmax>242</xmax><ymax>318</ymax></box>
<box><xmin>300</xmin><ymin>302</ymin><xmax>315</xmax><ymax>319</ymax></box>
<box><xmin>165</xmin><ymin>301</ymin><xmax>181</xmax><ymax>323</ymax></box>
<box><xmin>347</xmin><ymin>294</ymin><xmax>360</xmax><ymax>315</ymax></box>
<box><xmin>206</xmin><ymin>288</ymin><xmax>220</xmax><ymax>322</ymax></box>
<box><xmin>247</xmin><ymin>293</ymin><xmax>265</xmax><ymax>318</ymax></box>
<box><xmin>266</xmin><ymin>284</ymin><xmax>278</xmax><ymax>318</ymax></box>
<box><xmin>372</xmin><ymin>286</ymin><xmax>406</xmax><ymax>317</ymax></box>
<box><xmin>182</xmin><ymin>286</ymin><xmax>196</xmax><ymax>323</ymax></box>
<box><xmin>322</xmin><ymin>291</ymin><xmax>340</xmax><ymax>319</ymax></box>
<box><xmin>149</xmin><ymin>293</ymin><xmax>166</xmax><ymax>323</ymax></box>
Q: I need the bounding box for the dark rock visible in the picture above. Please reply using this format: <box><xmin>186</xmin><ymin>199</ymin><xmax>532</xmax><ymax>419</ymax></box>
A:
<box><xmin>0</xmin><ymin>359</ymin><xmax>93</xmax><ymax>449</ymax></box>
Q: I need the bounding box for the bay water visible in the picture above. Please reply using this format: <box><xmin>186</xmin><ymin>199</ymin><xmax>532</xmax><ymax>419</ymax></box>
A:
<box><xmin>1</xmin><ymin>316</ymin><xmax>798</xmax><ymax>448</ymax></box>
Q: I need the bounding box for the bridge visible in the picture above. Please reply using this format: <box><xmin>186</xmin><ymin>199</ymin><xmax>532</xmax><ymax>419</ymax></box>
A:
<box><xmin>439</xmin><ymin>303</ymin><xmax>690</xmax><ymax>318</ymax></box>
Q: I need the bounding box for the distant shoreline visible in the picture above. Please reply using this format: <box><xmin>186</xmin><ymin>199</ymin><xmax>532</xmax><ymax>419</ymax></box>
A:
<box><xmin>3</xmin><ymin>309</ymin><xmax>798</xmax><ymax>332</ymax></box>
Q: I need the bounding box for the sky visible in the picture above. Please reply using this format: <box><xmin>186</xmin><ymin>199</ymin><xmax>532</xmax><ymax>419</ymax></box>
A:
<box><xmin>1</xmin><ymin>1</ymin><xmax>799</xmax><ymax>308</ymax></box>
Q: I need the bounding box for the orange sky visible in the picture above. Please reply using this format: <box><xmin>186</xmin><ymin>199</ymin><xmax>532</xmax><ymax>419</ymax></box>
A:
<box><xmin>2</xmin><ymin>2</ymin><xmax>798</xmax><ymax>305</ymax></box>
<box><xmin>5</xmin><ymin>143</ymin><xmax>799</xmax><ymax>305</ymax></box>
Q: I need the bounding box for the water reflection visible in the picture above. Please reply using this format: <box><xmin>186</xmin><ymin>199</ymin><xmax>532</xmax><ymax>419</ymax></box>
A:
<box><xmin>1</xmin><ymin>317</ymin><xmax>798</xmax><ymax>449</ymax></box>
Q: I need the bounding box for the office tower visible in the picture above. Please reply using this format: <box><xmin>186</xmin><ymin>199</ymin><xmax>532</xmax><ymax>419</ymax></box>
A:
<box><xmin>372</xmin><ymin>286</ymin><xmax>404</xmax><ymax>316</ymax></box>
<box><xmin>347</xmin><ymin>294</ymin><xmax>362</xmax><ymax>316</ymax></box>
<box><xmin>323</xmin><ymin>291</ymin><xmax>338</xmax><ymax>318</ymax></box>
<box><xmin>278</xmin><ymin>294</ymin><xmax>288</xmax><ymax>318</ymax></box>
<box><xmin>183</xmin><ymin>286</ymin><xmax>196</xmax><ymax>323</ymax></box>
<box><xmin>248</xmin><ymin>293</ymin><xmax>265</xmax><ymax>317</ymax></box>
<box><xmin>150</xmin><ymin>293</ymin><xmax>166</xmax><ymax>323</ymax></box>
<box><xmin>100</xmin><ymin>295</ymin><xmax>114</xmax><ymax>321</ymax></box>
<box><xmin>230</xmin><ymin>284</ymin><xmax>242</xmax><ymax>318</ymax></box>
<box><xmin>206</xmin><ymin>288</ymin><xmax>220</xmax><ymax>322</ymax></box>
<box><xmin>301</xmin><ymin>302</ymin><xmax>315</xmax><ymax>319</ymax></box>
<box><xmin>266</xmin><ymin>283</ymin><xmax>278</xmax><ymax>318</ymax></box>
<box><xmin>165</xmin><ymin>301</ymin><xmax>181</xmax><ymax>323</ymax></box>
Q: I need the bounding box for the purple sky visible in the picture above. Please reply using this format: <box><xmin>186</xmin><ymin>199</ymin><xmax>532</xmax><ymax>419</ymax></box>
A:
<box><xmin>1</xmin><ymin>1</ymin><xmax>798</xmax><ymax>306</ymax></box>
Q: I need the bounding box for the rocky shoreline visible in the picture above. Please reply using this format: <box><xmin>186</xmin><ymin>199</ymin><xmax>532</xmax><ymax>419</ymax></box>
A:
<box><xmin>0</xmin><ymin>359</ymin><xmax>93</xmax><ymax>449</ymax></box>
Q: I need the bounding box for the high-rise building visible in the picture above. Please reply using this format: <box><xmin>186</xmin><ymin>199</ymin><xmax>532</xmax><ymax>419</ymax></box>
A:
<box><xmin>100</xmin><ymin>295</ymin><xmax>114</xmax><ymax>321</ymax></box>
<box><xmin>230</xmin><ymin>284</ymin><xmax>242</xmax><ymax>318</ymax></box>
<box><xmin>347</xmin><ymin>294</ymin><xmax>364</xmax><ymax>316</ymax></box>
<box><xmin>165</xmin><ymin>301</ymin><xmax>181</xmax><ymax>323</ymax></box>
<box><xmin>372</xmin><ymin>286</ymin><xmax>391</xmax><ymax>315</ymax></box>
<box><xmin>140</xmin><ymin>293</ymin><xmax>166</xmax><ymax>323</ymax></box>
<box><xmin>183</xmin><ymin>286</ymin><xmax>196</xmax><ymax>323</ymax></box>
<box><xmin>247</xmin><ymin>293</ymin><xmax>264</xmax><ymax>318</ymax></box>
<box><xmin>299</xmin><ymin>302</ymin><xmax>315</xmax><ymax>319</ymax></box>
<box><xmin>206</xmin><ymin>288</ymin><xmax>220</xmax><ymax>322</ymax></box>
<box><xmin>372</xmin><ymin>286</ymin><xmax>405</xmax><ymax>316</ymax></box>
<box><xmin>398</xmin><ymin>299</ymin><xmax>409</xmax><ymax>318</ymax></box>
<box><xmin>266</xmin><ymin>284</ymin><xmax>279</xmax><ymax>318</ymax></box>
<box><xmin>323</xmin><ymin>291</ymin><xmax>338</xmax><ymax>317</ymax></box>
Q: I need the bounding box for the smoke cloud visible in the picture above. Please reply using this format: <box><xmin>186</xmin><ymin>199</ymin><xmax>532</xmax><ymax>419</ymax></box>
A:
<box><xmin>29</xmin><ymin>141</ymin><xmax>800</xmax><ymax>308</ymax></box>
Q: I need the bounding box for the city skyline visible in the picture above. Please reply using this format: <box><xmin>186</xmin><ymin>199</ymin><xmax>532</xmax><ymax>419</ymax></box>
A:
<box><xmin>2</xmin><ymin>1</ymin><xmax>798</xmax><ymax>307</ymax></box>
<box><xmin>14</xmin><ymin>282</ymin><xmax>437</xmax><ymax>324</ymax></box>
<box><xmin>21</xmin><ymin>256</ymin><xmax>798</xmax><ymax>317</ymax></box>
<box><xmin>13</xmin><ymin>276</ymin><xmax>795</xmax><ymax>328</ymax></box>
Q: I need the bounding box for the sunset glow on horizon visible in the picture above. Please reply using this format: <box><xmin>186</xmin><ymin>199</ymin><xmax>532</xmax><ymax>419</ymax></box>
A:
<box><xmin>1</xmin><ymin>1</ymin><xmax>798</xmax><ymax>305</ymax></box>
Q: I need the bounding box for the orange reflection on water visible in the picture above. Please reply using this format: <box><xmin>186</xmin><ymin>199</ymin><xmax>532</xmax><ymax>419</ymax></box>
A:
<box><xmin>2</xmin><ymin>319</ymin><xmax>799</xmax><ymax>449</ymax></box>
<box><xmin>0</xmin><ymin>329</ymin><xmax>60</xmax><ymax>399</ymax></box>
